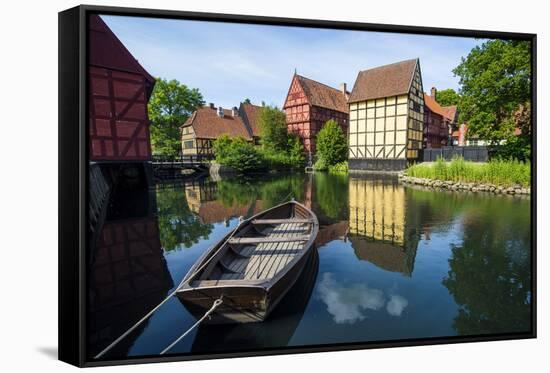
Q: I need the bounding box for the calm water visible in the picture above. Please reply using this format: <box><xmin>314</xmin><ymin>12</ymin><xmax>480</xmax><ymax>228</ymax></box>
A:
<box><xmin>88</xmin><ymin>172</ymin><xmax>532</xmax><ymax>360</ymax></box>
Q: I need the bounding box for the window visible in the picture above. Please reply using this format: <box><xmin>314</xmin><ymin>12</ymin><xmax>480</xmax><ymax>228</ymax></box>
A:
<box><xmin>183</xmin><ymin>140</ymin><xmax>194</xmax><ymax>149</ymax></box>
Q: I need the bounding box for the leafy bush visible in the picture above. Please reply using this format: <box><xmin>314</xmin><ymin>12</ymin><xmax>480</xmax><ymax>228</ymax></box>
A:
<box><xmin>212</xmin><ymin>134</ymin><xmax>233</xmax><ymax>161</ymax></box>
<box><xmin>313</xmin><ymin>157</ymin><xmax>328</xmax><ymax>171</ymax></box>
<box><xmin>328</xmin><ymin>161</ymin><xmax>348</xmax><ymax>174</ymax></box>
<box><xmin>212</xmin><ymin>136</ymin><xmax>265</xmax><ymax>172</ymax></box>
<box><xmin>406</xmin><ymin>156</ymin><xmax>530</xmax><ymax>187</ymax></box>
<box><xmin>286</xmin><ymin>133</ymin><xmax>306</xmax><ymax>166</ymax></box>
<box><xmin>316</xmin><ymin>119</ymin><xmax>347</xmax><ymax>166</ymax></box>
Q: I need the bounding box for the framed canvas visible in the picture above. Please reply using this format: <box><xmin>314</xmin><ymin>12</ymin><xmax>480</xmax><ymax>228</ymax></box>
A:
<box><xmin>58</xmin><ymin>4</ymin><xmax>536</xmax><ymax>367</ymax></box>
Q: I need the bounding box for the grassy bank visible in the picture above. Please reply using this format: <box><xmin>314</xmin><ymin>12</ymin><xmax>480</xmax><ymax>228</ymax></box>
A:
<box><xmin>405</xmin><ymin>157</ymin><xmax>530</xmax><ymax>187</ymax></box>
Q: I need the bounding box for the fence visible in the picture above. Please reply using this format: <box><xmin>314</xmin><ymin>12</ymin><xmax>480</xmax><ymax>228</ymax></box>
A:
<box><xmin>422</xmin><ymin>146</ymin><xmax>491</xmax><ymax>162</ymax></box>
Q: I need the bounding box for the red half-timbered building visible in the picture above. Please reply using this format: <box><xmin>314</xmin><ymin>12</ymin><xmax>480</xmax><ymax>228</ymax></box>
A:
<box><xmin>283</xmin><ymin>74</ymin><xmax>349</xmax><ymax>161</ymax></box>
<box><xmin>423</xmin><ymin>91</ymin><xmax>449</xmax><ymax>148</ymax></box>
<box><xmin>89</xmin><ymin>15</ymin><xmax>156</xmax><ymax>162</ymax></box>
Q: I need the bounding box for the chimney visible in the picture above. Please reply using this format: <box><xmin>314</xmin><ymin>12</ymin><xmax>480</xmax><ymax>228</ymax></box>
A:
<box><xmin>209</xmin><ymin>102</ymin><xmax>215</xmax><ymax>109</ymax></box>
<box><xmin>431</xmin><ymin>87</ymin><xmax>437</xmax><ymax>98</ymax></box>
<box><xmin>340</xmin><ymin>82</ymin><xmax>347</xmax><ymax>95</ymax></box>
<box><xmin>232</xmin><ymin>106</ymin><xmax>239</xmax><ymax>117</ymax></box>
<box><xmin>217</xmin><ymin>106</ymin><xmax>224</xmax><ymax>117</ymax></box>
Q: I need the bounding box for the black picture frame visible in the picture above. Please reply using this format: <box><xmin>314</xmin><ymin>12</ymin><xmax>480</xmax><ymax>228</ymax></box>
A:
<box><xmin>58</xmin><ymin>4</ymin><xmax>537</xmax><ymax>367</ymax></box>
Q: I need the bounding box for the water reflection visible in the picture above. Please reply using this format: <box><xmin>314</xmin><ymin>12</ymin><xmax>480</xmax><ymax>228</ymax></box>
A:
<box><xmin>348</xmin><ymin>176</ymin><xmax>419</xmax><ymax>276</ymax></box>
<box><xmin>88</xmin><ymin>172</ymin><xmax>532</xmax><ymax>359</ymax></box>
<box><xmin>88</xmin><ymin>191</ymin><xmax>174</xmax><ymax>358</ymax></box>
<box><xmin>441</xmin><ymin>195</ymin><xmax>531</xmax><ymax>334</ymax></box>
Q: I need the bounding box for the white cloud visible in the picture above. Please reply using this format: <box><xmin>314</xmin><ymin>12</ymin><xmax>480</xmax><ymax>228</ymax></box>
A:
<box><xmin>101</xmin><ymin>15</ymin><xmax>485</xmax><ymax>109</ymax></box>
<box><xmin>386</xmin><ymin>294</ymin><xmax>409</xmax><ymax>317</ymax></box>
<box><xmin>317</xmin><ymin>273</ymin><xmax>385</xmax><ymax>324</ymax></box>
<box><xmin>317</xmin><ymin>273</ymin><xmax>409</xmax><ymax>323</ymax></box>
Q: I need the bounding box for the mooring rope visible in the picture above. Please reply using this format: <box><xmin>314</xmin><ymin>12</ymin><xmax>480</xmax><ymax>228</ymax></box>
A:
<box><xmin>160</xmin><ymin>297</ymin><xmax>224</xmax><ymax>355</ymax></box>
<box><xmin>93</xmin><ymin>219</ymin><xmax>245</xmax><ymax>360</ymax></box>
<box><xmin>94</xmin><ymin>194</ymin><xmax>296</xmax><ymax>359</ymax></box>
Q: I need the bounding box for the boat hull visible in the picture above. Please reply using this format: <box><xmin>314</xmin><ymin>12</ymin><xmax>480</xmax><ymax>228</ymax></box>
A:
<box><xmin>176</xmin><ymin>200</ymin><xmax>319</xmax><ymax>324</ymax></box>
<box><xmin>177</xmin><ymin>245</ymin><xmax>312</xmax><ymax>324</ymax></box>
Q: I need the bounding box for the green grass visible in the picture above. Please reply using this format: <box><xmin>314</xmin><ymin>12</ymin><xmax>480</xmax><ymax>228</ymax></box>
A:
<box><xmin>406</xmin><ymin>157</ymin><xmax>530</xmax><ymax>187</ymax></box>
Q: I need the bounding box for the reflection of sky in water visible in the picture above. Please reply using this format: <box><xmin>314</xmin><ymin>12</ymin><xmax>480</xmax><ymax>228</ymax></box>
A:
<box><xmin>90</xmin><ymin>173</ymin><xmax>531</xmax><ymax>359</ymax></box>
<box><xmin>317</xmin><ymin>272</ymin><xmax>408</xmax><ymax>323</ymax></box>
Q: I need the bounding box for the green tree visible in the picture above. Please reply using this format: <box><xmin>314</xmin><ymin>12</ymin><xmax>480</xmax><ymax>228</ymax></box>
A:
<box><xmin>286</xmin><ymin>134</ymin><xmax>306</xmax><ymax>166</ymax></box>
<box><xmin>258</xmin><ymin>105</ymin><xmax>288</xmax><ymax>151</ymax></box>
<box><xmin>316</xmin><ymin>119</ymin><xmax>348</xmax><ymax>166</ymax></box>
<box><xmin>148</xmin><ymin>78</ymin><xmax>204</xmax><ymax>156</ymax></box>
<box><xmin>435</xmin><ymin>88</ymin><xmax>461</xmax><ymax>107</ymax></box>
<box><xmin>453</xmin><ymin>40</ymin><xmax>531</xmax><ymax>148</ymax></box>
<box><xmin>243</xmin><ymin>98</ymin><xmax>252</xmax><ymax>104</ymax></box>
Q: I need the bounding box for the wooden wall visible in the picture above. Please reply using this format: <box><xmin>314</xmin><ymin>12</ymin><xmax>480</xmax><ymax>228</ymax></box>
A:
<box><xmin>89</xmin><ymin>67</ymin><xmax>152</xmax><ymax>161</ymax></box>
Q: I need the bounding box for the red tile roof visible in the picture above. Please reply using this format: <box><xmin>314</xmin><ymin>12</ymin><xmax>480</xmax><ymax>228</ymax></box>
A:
<box><xmin>182</xmin><ymin>106</ymin><xmax>253</xmax><ymax>140</ymax></box>
<box><xmin>295</xmin><ymin>75</ymin><xmax>349</xmax><ymax>113</ymax></box>
<box><xmin>441</xmin><ymin>105</ymin><xmax>457</xmax><ymax>122</ymax></box>
<box><xmin>239</xmin><ymin>103</ymin><xmax>263</xmax><ymax>137</ymax></box>
<box><xmin>349</xmin><ymin>59</ymin><xmax>418</xmax><ymax>103</ymax></box>
<box><xmin>424</xmin><ymin>93</ymin><xmax>446</xmax><ymax>117</ymax></box>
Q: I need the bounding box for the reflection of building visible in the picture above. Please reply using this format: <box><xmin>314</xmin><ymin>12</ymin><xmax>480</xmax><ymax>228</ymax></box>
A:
<box><xmin>315</xmin><ymin>221</ymin><xmax>349</xmax><ymax>248</ymax></box>
<box><xmin>348</xmin><ymin>177</ymin><xmax>419</xmax><ymax>276</ymax></box>
<box><xmin>184</xmin><ymin>181</ymin><xmax>265</xmax><ymax>224</ymax></box>
<box><xmin>180</xmin><ymin>102</ymin><xmax>262</xmax><ymax>156</ymax></box>
<box><xmin>88</xmin><ymin>216</ymin><xmax>174</xmax><ymax>358</ymax></box>
<box><xmin>348</xmin><ymin>59</ymin><xmax>424</xmax><ymax>171</ymax></box>
<box><xmin>283</xmin><ymin>73</ymin><xmax>349</xmax><ymax>159</ymax></box>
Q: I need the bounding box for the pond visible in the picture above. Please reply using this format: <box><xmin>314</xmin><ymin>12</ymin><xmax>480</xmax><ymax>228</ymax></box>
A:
<box><xmin>87</xmin><ymin>172</ymin><xmax>532</xmax><ymax>360</ymax></box>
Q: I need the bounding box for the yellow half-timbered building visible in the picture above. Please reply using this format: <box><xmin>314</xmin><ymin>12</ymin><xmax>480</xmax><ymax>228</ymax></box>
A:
<box><xmin>348</xmin><ymin>59</ymin><xmax>424</xmax><ymax>171</ymax></box>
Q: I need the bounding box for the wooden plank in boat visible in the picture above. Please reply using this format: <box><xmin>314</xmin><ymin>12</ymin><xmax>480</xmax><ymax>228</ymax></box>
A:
<box><xmin>254</xmin><ymin>222</ymin><xmax>294</xmax><ymax>279</ymax></box>
<box><xmin>228</xmin><ymin>235</ymin><xmax>310</xmax><ymax>245</ymax></box>
<box><xmin>224</xmin><ymin>226</ymin><xmax>278</xmax><ymax>279</ymax></box>
<box><xmin>267</xmin><ymin>222</ymin><xmax>308</xmax><ymax>278</ymax></box>
<box><xmin>252</xmin><ymin>218</ymin><xmax>313</xmax><ymax>225</ymax></box>
<box><xmin>244</xmin><ymin>222</ymin><xmax>291</xmax><ymax>280</ymax></box>
<box><xmin>261</xmin><ymin>222</ymin><xmax>303</xmax><ymax>279</ymax></box>
<box><xmin>221</xmin><ymin>225</ymin><xmax>281</xmax><ymax>280</ymax></box>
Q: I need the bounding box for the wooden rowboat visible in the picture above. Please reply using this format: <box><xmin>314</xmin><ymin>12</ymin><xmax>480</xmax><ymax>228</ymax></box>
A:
<box><xmin>176</xmin><ymin>200</ymin><xmax>319</xmax><ymax>324</ymax></box>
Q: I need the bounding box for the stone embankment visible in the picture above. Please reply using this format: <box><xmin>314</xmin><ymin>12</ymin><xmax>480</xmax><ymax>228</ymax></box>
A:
<box><xmin>399</xmin><ymin>174</ymin><xmax>530</xmax><ymax>196</ymax></box>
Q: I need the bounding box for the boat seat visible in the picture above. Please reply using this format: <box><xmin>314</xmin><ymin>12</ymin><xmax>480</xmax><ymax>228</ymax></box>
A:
<box><xmin>228</xmin><ymin>235</ymin><xmax>310</xmax><ymax>245</ymax></box>
<box><xmin>251</xmin><ymin>218</ymin><xmax>313</xmax><ymax>225</ymax></box>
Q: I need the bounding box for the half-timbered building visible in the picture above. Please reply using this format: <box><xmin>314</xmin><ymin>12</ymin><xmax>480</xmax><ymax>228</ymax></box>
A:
<box><xmin>348</xmin><ymin>59</ymin><xmax>424</xmax><ymax>171</ymax></box>
<box><xmin>423</xmin><ymin>91</ymin><xmax>449</xmax><ymax>148</ymax></box>
<box><xmin>89</xmin><ymin>15</ymin><xmax>155</xmax><ymax>162</ymax></box>
<box><xmin>180</xmin><ymin>103</ymin><xmax>260</xmax><ymax>156</ymax></box>
<box><xmin>283</xmin><ymin>74</ymin><xmax>349</xmax><ymax>161</ymax></box>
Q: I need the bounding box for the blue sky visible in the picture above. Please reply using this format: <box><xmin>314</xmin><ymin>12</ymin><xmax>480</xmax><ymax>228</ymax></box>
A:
<box><xmin>102</xmin><ymin>15</ymin><xmax>484</xmax><ymax>109</ymax></box>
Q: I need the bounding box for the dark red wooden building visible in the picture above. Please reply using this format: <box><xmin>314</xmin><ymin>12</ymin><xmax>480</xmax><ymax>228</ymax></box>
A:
<box><xmin>423</xmin><ymin>90</ymin><xmax>449</xmax><ymax>148</ymax></box>
<box><xmin>89</xmin><ymin>15</ymin><xmax>155</xmax><ymax>162</ymax></box>
<box><xmin>283</xmin><ymin>74</ymin><xmax>349</xmax><ymax>161</ymax></box>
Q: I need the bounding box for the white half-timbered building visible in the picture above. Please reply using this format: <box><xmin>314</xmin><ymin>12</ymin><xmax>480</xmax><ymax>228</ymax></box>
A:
<box><xmin>348</xmin><ymin>59</ymin><xmax>424</xmax><ymax>171</ymax></box>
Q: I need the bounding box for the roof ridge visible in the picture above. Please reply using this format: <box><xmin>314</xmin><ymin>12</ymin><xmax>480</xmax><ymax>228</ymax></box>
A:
<box><xmin>296</xmin><ymin>74</ymin><xmax>342</xmax><ymax>93</ymax></box>
<box><xmin>358</xmin><ymin>58</ymin><xmax>418</xmax><ymax>74</ymax></box>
